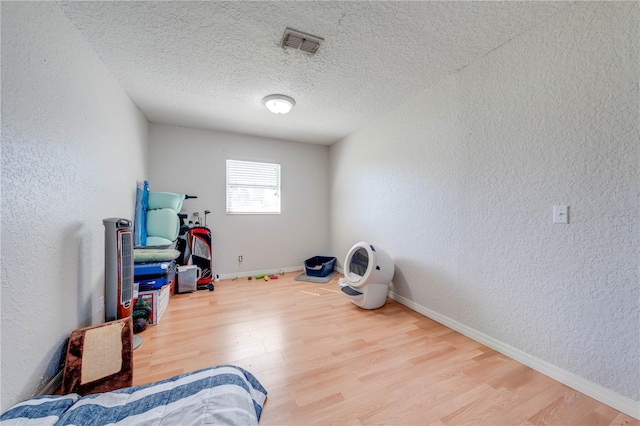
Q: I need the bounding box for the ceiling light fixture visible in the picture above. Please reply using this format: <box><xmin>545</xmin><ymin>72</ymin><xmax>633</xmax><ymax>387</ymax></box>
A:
<box><xmin>263</xmin><ymin>94</ymin><xmax>296</xmax><ymax>114</ymax></box>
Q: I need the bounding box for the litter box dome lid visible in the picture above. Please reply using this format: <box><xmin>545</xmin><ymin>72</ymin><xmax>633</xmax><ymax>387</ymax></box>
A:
<box><xmin>343</xmin><ymin>242</ymin><xmax>394</xmax><ymax>289</ymax></box>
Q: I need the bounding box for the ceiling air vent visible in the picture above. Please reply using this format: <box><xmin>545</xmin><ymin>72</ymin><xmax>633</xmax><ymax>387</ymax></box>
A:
<box><xmin>281</xmin><ymin>28</ymin><xmax>323</xmax><ymax>55</ymax></box>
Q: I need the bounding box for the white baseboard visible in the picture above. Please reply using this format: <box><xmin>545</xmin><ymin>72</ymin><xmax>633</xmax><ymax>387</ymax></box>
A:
<box><xmin>388</xmin><ymin>291</ymin><xmax>640</xmax><ymax>420</ymax></box>
<box><xmin>218</xmin><ymin>266</ymin><xmax>303</xmax><ymax>281</ymax></box>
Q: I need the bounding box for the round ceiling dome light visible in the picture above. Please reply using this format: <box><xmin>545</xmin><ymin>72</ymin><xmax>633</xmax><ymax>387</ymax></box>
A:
<box><xmin>263</xmin><ymin>94</ymin><xmax>295</xmax><ymax>114</ymax></box>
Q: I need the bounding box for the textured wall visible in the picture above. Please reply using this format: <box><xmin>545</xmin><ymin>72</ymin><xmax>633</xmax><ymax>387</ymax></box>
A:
<box><xmin>330</xmin><ymin>1</ymin><xmax>638</xmax><ymax>402</ymax></box>
<box><xmin>1</xmin><ymin>2</ymin><xmax>148</xmax><ymax>410</ymax></box>
<box><xmin>149</xmin><ymin>124</ymin><xmax>330</xmax><ymax>276</ymax></box>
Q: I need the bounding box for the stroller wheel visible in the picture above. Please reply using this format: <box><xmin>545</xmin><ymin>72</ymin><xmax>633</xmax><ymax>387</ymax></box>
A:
<box><xmin>208</xmin><ymin>283</ymin><xmax>214</xmax><ymax>291</ymax></box>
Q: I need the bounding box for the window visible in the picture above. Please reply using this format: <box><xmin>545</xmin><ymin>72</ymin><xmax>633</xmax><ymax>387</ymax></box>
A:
<box><xmin>226</xmin><ymin>159</ymin><xmax>281</xmax><ymax>214</ymax></box>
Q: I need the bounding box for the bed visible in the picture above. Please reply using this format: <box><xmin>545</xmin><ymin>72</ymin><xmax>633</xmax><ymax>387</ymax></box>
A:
<box><xmin>0</xmin><ymin>365</ymin><xmax>267</xmax><ymax>425</ymax></box>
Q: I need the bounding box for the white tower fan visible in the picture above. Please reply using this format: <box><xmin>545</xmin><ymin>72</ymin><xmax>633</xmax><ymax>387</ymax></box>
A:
<box><xmin>103</xmin><ymin>218</ymin><xmax>142</xmax><ymax>348</ymax></box>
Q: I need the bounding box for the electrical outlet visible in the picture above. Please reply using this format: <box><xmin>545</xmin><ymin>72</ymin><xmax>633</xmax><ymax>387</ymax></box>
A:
<box><xmin>238</xmin><ymin>255</ymin><xmax>243</xmax><ymax>262</ymax></box>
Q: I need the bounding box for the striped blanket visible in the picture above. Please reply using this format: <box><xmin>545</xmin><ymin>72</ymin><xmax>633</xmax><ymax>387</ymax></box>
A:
<box><xmin>1</xmin><ymin>365</ymin><xmax>267</xmax><ymax>425</ymax></box>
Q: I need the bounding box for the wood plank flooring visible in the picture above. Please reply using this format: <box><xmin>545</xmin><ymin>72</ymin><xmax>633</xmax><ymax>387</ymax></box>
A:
<box><xmin>133</xmin><ymin>274</ymin><xmax>638</xmax><ymax>425</ymax></box>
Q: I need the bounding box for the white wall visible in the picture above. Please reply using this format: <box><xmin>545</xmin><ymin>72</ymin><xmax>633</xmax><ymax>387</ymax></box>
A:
<box><xmin>331</xmin><ymin>0</ymin><xmax>638</xmax><ymax>410</ymax></box>
<box><xmin>1</xmin><ymin>2</ymin><xmax>148</xmax><ymax>410</ymax></box>
<box><xmin>149</xmin><ymin>124</ymin><xmax>330</xmax><ymax>276</ymax></box>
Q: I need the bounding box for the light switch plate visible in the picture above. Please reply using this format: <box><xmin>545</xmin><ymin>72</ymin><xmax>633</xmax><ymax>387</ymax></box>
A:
<box><xmin>553</xmin><ymin>205</ymin><xmax>569</xmax><ymax>224</ymax></box>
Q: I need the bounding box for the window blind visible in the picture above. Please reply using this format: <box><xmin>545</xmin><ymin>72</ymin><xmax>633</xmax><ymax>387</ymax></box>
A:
<box><xmin>226</xmin><ymin>159</ymin><xmax>281</xmax><ymax>214</ymax></box>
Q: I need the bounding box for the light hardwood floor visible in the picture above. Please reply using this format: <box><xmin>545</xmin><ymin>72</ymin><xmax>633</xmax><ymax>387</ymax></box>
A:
<box><xmin>133</xmin><ymin>274</ymin><xmax>638</xmax><ymax>425</ymax></box>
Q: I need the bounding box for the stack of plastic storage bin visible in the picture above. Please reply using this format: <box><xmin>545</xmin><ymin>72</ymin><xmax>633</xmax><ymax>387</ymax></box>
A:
<box><xmin>133</xmin><ymin>191</ymin><xmax>185</xmax><ymax>326</ymax></box>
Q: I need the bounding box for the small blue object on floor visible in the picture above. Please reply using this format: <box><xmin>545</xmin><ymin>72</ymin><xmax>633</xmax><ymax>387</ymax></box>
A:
<box><xmin>295</xmin><ymin>270</ymin><xmax>338</xmax><ymax>284</ymax></box>
<box><xmin>303</xmin><ymin>256</ymin><xmax>337</xmax><ymax>277</ymax></box>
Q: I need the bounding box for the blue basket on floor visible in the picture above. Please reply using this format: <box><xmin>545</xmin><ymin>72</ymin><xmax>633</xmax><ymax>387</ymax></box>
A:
<box><xmin>304</xmin><ymin>256</ymin><xmax>336</xmax><ymax>277</ymax></box>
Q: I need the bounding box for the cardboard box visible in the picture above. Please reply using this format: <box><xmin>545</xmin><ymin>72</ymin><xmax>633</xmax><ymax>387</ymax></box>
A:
<box><xmin>134</xmin><ymin>284</ymin><xmax>170</xmax><ymax>325</ymax></box>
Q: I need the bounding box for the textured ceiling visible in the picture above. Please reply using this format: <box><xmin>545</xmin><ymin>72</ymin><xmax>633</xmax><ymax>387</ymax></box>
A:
<box><xmin>57</xmin><ymin>1</ymin><xmax>568</xmax><ymax>145</ymax></box>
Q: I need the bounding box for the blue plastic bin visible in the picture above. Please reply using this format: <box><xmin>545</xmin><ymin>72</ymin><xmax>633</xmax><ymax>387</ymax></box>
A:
<box><xmin>304</xmin><ymin>256</ymin><xmax>336</xmax><ymax>277</ymax></box>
